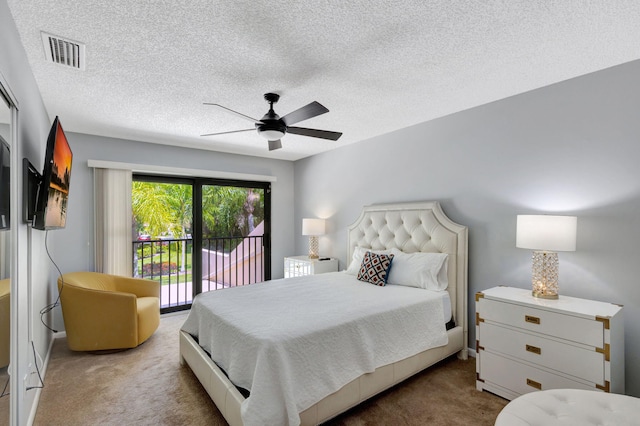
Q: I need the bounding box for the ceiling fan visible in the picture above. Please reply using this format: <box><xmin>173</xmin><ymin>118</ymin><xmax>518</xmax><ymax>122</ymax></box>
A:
<box><xmin>202</xmin><ymin>93</ymin><xmax>342</xmax><ymax>151</ymax></box>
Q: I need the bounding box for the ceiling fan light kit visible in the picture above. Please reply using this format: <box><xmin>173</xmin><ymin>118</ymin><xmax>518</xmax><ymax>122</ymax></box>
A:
<box><xmin>258</xmin><ymin>129</ymin><xmax>285</xmax><ymax>140</ymax></box>
<box><xmin>203</xmin><ymin>93</ymin><xmax>342</xmax><ymax>151</ymax></box>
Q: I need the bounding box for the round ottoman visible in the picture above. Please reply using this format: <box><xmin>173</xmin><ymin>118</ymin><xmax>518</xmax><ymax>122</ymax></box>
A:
<box><xmin>495</xmin><ymin>389</ymin><xmax>640</xmax><ymax>426</ymax></box>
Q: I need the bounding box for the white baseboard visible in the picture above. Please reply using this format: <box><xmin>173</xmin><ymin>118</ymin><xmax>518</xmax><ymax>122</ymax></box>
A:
<box><xmin>26</xmin><ymin>333</ymin><xmax>57</xmax><ymax>425</ymax></box>
<box><xmin>467</xmin><ymin>347</ymin><xmax>476</xmax><ymax>358</ymax></box>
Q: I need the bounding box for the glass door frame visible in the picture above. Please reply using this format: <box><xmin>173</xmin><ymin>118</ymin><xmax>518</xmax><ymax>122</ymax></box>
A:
<box><xmin>193</xmin><ymin>177</ymin><xmax>272</xmax><ymax>298</ymax></box>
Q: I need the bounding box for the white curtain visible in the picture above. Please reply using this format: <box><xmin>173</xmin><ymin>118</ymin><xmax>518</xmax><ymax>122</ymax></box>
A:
<box><xmin>94</xmin><ymin>168</ymin><xmax>132</xmax><ymax>276</ymax></box>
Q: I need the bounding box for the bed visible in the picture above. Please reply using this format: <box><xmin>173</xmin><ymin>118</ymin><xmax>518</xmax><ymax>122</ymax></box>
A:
<box><xmin>179</xmin><ymin>201</ymin><xmax>468</xmax><ymax>425</ymax></box>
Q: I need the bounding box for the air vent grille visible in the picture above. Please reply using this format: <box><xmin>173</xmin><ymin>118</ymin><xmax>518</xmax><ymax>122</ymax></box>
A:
<box><xmin>41</xmin><ymin>32</ymin><xmax>85</xmax><ymax>70</ymax></box>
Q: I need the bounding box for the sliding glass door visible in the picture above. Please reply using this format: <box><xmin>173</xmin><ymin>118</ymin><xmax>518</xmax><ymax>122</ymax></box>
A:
<box><xmin>132</xmin><ymin>175</ymin><xmax>271</xmax><ymax>313</ymax></box>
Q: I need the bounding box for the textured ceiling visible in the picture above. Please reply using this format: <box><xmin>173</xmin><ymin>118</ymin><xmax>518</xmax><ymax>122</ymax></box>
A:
<box><xmin>6</xmin><ymin>1</ymin><xmax>640</xmax><ymax>161</ymax></box>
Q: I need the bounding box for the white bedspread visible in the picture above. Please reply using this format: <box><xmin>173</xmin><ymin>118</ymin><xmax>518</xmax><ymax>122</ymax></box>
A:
<box><xmin>181</xmin><ymin>271</ymin><xmax>448</xmax><ymax>426</ymax></box>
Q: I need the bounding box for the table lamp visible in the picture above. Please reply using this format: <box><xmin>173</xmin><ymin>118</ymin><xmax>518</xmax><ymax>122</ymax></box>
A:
<box><xmin>516</xmin><ymin>214</ymin><xmax>577</xmax><ymax>299</ymax></box>
<box><xmin>302</xmin><ymin>218</ymin><xmax>325</xmax><ymax>259</ymax></box>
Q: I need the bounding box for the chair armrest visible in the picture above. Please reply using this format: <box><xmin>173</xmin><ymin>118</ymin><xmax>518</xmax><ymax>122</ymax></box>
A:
<box><xmin>0</xmin><ymin>290</ymin><xmax>9</xmax><ymax>367</ymax></box>
<box><xmin>113</xmin><ymin>276</ymin><xmax>160</xmax><ymax>298</ymax></box>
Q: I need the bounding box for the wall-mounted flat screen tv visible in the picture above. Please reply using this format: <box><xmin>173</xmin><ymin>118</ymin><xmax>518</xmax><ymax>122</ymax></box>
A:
<box><xmin>0</xmin><ymin>135</ymin><xmax>9</xmax><ymax>230</ymax></box>
<box><xmin>33</xmin><ymin>116</ymin><xmax>73</xmax><ymax>230</ymax></box>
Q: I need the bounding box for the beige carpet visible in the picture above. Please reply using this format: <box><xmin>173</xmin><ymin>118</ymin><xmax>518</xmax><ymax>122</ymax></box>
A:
<box><xmin>31</xmin><ymin>313</ymin><xmax>507</xmax><ymax>425</ymax></box>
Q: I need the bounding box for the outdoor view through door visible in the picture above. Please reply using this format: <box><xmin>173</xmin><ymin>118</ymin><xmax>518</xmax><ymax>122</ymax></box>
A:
<box><xmin>132</xmin><ymin>176</ymin><xmax>271</xmax><ymax>313</ymax></box>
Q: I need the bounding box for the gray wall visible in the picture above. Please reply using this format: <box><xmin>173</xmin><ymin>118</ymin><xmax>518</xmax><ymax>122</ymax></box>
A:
<box><xmin>1</xmin><ymin>0</ymin><xmax>55</xmax><ymax>423</ymax></box>
<box><xmin>294</xmin><ymin>59</ymin><xmax>640</xmax><ymax>396</ymax></box>
<box><xmin>47</xmin><ymin>133</ymin><xmax>295</xmax><ymax>328</ymax></box>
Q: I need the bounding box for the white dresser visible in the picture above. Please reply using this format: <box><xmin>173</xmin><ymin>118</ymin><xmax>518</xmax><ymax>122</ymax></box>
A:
<box><xmin>476</xmin><ymin>286</ymin><xmax>624</xmax><ymax>400</ymax></box>
<box><xmin>284</xmin><ymin>256</ymin><xmax>339</xmax><ymax>278</ymax></box>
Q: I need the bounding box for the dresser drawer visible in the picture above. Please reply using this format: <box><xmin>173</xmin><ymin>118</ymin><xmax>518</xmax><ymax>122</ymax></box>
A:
<box><xmin>479</xmin><ymin>322</ymin><xmax>605</xmax><ymax>385</ymax></box>
<box><xmin>479</xmin><ymin>297</ymin><xmax>604</xmax><ymax>347</ymax></box>
<box><xmin>479</xmin><ymin>350</ymin><xmax>595</xmax><ymax>395</ymax></box>
<box><xmin>476</xmin><ymin>287</ymin><xmax>624</xmax><ymax>399</ymax></box>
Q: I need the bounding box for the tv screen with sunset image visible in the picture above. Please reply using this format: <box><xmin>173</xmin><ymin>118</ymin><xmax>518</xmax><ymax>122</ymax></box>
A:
<box><xmin>33</xmin><ymin>116</ymin><xmax>73</xmax><ymax>230</ymax></box>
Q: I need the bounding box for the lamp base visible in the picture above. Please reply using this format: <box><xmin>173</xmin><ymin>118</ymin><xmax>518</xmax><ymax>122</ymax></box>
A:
<box><xmin>531</xmin><ymin>250</ymin><xmax>559</xmax><ymax>299</ymax></box>
<box><xmin>308</xmin><ymin>236</ymin><xmax>319</xmax><ymax>259</ymax></box>
<box><xmin>532</xmin><ymin>290</ymin><xmax>559</xmax><ymax>300</ymax></box>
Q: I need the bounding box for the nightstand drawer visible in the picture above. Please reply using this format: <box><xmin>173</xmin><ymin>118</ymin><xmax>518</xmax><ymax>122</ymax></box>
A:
<box><xmin>479</xmin><ymin>350</ymin><xmax>595</xmax><ymax>395</ymax></box>
<box><xmin>285</xmin><ymin>260</ymin><xmax>312</xmax><ymax>277</ymax></box>
<box><xmin>284</xmin><ymin>256</ymin><xmax>339</xmax><ymax>278</ymax></box>
<box><xmin>479</xmin><ymin>297</ymin><xmax>604</xmax><ymax>347</ymax></box>
<box><xmin>479</xmin><ymin>322</ymin><xmax>605</xmax><ymax>385</ymax></box>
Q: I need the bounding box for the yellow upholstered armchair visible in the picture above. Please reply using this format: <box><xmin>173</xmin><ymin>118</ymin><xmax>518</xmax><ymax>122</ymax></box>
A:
<box><xmin>58</xmin><ymin>272</ymin><xmax>160</xmax><ymax>351</ymax></box>
<box><xmin>0</xmin><ymin>278</ymin><xmax>9</xmax><ymax>368</ymax></box>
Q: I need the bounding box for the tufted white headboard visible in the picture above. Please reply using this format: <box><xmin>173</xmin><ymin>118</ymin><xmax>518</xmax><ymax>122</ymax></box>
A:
<box><xmin>347</xmin><ymin>202</ymin><xmax>468</xmax><ymax>337</ymax></box>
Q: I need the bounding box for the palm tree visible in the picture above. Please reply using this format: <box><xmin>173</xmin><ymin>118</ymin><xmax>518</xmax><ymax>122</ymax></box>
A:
<box><xmin>163</xmin><ymin>184</ymin><xmax>192</xmax><ymax>272</ymax></box>
<box><xmin>132</xmin><ymin>182</ymin><xmax>193</xmax><ymax>274</ymax></box>
<box><xmin>133</xmin><ymin>182</ymin><xmax>193</xmax><ymax>235</ymax></box>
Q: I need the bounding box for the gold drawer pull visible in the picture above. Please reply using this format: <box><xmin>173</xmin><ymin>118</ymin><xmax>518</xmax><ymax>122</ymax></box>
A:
<box><xmin>526</xmin><ymin>344</ymin><xmax>541</xmax><ymax>355</ymax></box>
<box><xmin>527</xmin><ymin>378</ymin><xmax>542</xmax><ymax>390</ymax></box>
<box><xmin>525</xmin><ymin>315</ymin><xmax>540</xmax><ymax>325</ymax></box>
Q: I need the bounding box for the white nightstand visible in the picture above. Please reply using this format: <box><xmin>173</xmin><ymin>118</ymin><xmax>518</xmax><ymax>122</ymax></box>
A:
<box><xmin>476</xmin><ymin>286</ymin><xmax>624</xmax><ymax>400</ymax></box>
<box><xmin>284</xmin><ymin>255</ymin><xmax>339</xmax><ymax>278</ymax></box>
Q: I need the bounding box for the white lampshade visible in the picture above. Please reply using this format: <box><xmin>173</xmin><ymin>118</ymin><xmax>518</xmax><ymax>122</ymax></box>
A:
<box><xmin>516</xmin><ymin>215</ymin><xmax>577</xmax><ymax>252</ymax></box>
<box><xmin>302</xmin><ymin>218</ymin><xmax>325</xmax><ymax>236</ymax></box>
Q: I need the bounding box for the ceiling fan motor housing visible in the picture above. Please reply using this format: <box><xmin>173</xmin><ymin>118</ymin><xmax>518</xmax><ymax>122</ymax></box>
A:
<box><xmin>257</xmin><ymin>95</ymin><xmax>287</xmax><ymax>140</ymax></box>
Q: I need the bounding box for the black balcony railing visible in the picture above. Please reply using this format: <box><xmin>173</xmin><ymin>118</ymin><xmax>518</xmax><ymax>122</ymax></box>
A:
<box><xmin>133</xmin><ymin>235</ymin><xmax>265</xmax><ymax>311</ymax></box>
<box><xmin>201</xmin><ymin>236</ymin><xmax>265</xmax><ymax>292</ymax></box>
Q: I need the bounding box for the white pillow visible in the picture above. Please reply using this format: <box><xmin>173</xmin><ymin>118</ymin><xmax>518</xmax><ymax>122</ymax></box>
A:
<box><xmin>387</xmin><ymin>248</ymin><xmax>449</xmax><ymax>290</ymax></box>
<box><xmin>345</xmin><ymin>246</ymin><xmax>392</xmax><ymax>275</ymax></box>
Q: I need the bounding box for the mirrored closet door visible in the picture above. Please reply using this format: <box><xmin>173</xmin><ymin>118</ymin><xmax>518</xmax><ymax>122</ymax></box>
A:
<box><xmin>0</xmin><ymin>74</ymin><xmax>16</xmax><ymax>426</ymax></box>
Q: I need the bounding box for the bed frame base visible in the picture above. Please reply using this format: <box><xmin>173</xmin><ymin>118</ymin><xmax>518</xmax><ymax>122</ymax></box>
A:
<box><xmin>180</xmin><ymin>326</ymin><xmax>465</xmax><ymax>426</ymax></box>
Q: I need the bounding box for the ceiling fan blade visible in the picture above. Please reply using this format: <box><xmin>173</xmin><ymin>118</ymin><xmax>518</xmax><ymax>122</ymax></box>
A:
<box><xmin>203</xmin><ymin>103</ymin><xmax>262</xmax><ymax>123</ymax></box>
<box><xmin>287</xmin><ymin>126</ymin><xmax>342</xmax><ymax>141</ymax></box>
<box><xmin>200</xmin><ymin>128</ymin><xmax>255</xmax><ymax>137</ymax></box>
<box><xmin>281</xmin><ymin>101</ymin><xmax>329</xmax><ymax>126</ymax></box>
<box><xmin>268</xmin><ymin>140</ymin><xmax>282</xmax><ymax>151</ymax></box>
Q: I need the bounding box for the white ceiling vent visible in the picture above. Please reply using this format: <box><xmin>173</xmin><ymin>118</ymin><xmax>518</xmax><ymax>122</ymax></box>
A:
<box><xmin>41</xmin><ymin>32</ymin><xmax>85</xmax><ymax>70</ymax></box>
